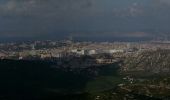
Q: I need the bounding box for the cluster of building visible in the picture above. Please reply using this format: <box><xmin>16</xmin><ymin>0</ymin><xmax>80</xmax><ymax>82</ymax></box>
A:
<box><xmin>0</xmin><ymin>40</ymin><xmax>170</xmax><ymax>61</ymax></box>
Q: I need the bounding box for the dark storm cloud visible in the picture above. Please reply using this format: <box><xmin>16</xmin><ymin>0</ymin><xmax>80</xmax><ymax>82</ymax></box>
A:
<box><xmin>0</xmin><ymin>0</ymin><xmax>94</xmax><ymax>17</ymax></box>
<box><xmin>0</xmin><ymin>0</ymin><xmax>170</xmax><ymax>40</ymax></box>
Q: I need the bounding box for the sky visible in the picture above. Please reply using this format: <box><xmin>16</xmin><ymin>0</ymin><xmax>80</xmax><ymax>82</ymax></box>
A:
<box><xmin>0</xmin><ymin>0</ymin><xmax>170</xmax><ymax>41</ymax></box>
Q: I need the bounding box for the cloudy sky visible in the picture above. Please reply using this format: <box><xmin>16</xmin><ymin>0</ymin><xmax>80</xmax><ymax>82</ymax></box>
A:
<box><xmin>0</xmin><ymin>0</ymin><xmax>170</xmax><ymax>41</ymax></box>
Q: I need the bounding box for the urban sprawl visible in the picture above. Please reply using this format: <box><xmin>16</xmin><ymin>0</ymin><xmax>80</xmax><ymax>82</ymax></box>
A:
<box><xmin>0</xmin><ymin>40</ymin><xmax>170</xmax><ymax>64</ymax></box>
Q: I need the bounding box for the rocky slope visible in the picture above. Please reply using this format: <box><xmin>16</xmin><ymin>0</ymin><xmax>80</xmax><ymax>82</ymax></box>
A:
<box><xmin>122</xmin><ymin>50</ymin><xmax>170</xmax><ymax>75</ymax></box>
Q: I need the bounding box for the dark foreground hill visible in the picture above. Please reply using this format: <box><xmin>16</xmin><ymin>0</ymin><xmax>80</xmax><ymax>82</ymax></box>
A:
<box><xmin>0</xmin><ymin>59</ymin><xmax>121</xmax><ymax>100</ymax></box>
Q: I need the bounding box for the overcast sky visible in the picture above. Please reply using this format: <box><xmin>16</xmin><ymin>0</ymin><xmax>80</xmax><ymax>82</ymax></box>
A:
<box><xmin>0</xmin><ymin>0</ymin><xmax>170</xmax><ymax>41</ymax></box>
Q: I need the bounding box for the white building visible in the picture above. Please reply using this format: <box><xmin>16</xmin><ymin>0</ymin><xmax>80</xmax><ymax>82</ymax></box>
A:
<box><xmin>108</xmin><ymin>49</ymin><xmax>124</xmax><ymax>53</ymax></box>
<box><xmin>71</xmin><ymin>49</ymin><xmax>85</xmax><ymax>55</ymax></box>
<box><xmin>103</xmin><ymin>49</ymin><xmax>124</xmax><ymax>54</ymax></box>
<box><xmin>87</xmin><ymin>50</ymin><xmax>96</xmax><ymax>55</ymax></box>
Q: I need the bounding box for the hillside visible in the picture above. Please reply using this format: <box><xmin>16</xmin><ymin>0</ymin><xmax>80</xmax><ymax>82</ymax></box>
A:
<box><xmin>122</xmin><ymin>50</ymin><xmax>170</xmax><ymax>75</ymax></box>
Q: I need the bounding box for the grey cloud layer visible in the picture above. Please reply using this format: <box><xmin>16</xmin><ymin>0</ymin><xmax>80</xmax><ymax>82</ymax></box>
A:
<box><xmin>0</xmin><ymin>0</ymin><xmax>94</xmax><ymax>16</ymax></box>
<box><xmin>0</xmin><ymin>0</ymin><xmax>170</xmax><ymax>39</ymax></box>
<box><xmin>0</xmin><ymin>0</ymin><xmax>169</xmax><ymax>17</ymax></box>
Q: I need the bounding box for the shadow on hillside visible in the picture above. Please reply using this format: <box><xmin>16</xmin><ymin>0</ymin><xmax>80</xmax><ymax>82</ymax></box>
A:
<box><xmin>0</xmin><ymin>59</ymin><xmax>120</xmax><ymax>100</ymax></box>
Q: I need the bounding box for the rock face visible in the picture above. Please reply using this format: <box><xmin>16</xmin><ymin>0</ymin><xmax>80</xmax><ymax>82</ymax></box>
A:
<box><xmin>122</xmin><ymin>50</ymin><xmax>170</xmax><ymax>75</ymax></box>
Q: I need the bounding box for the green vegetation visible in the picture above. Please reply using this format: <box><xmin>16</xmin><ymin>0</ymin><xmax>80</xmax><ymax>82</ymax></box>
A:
<box><xmin>86</xmin><ymin>76</ymin><xmax>122</xmax><ymax>93</ymax></box>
